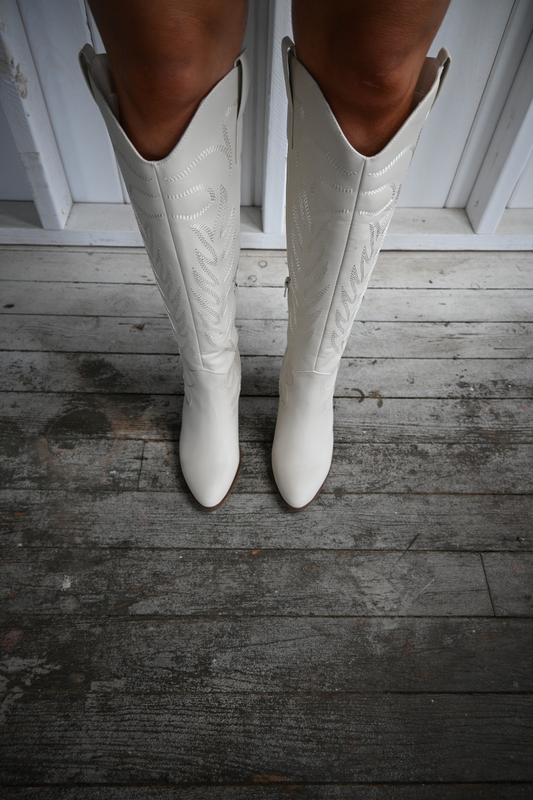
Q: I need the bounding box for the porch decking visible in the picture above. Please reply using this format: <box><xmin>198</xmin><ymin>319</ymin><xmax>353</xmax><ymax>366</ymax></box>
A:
<box><xmin>1</xmin><ymin>245</ymin><xmax>532</xmax><ymax>797</ymax></box>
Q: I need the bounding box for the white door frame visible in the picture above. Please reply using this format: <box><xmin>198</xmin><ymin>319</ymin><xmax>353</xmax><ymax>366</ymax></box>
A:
<box><xmin>0</xmin><ymin>0</ymin><xmax>532</xmax><ymax>249</ymax></box>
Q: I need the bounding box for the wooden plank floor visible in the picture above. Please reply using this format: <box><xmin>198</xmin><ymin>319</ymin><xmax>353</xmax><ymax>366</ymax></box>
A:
<box><xmin>1</xmin><ymin>245</ymin><xmax>532</xmax><ymax>798</ymax></box>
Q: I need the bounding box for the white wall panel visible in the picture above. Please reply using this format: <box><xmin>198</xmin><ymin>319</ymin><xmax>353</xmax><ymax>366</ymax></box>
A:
<box><xmin>240</xmin><ymin>0</ymin><xmax>269</xmax><ymax>207</ymax></box>
<box><xmin>17</xmin><ymin>0</ymin><xmax>123</xmax><ymax>203</ymax></box>
<box><xmin>0</xmin><ymin>0</ymin><xmax>72</xmax><ymax>227</ymax></box>
<box><xmin>83</xmin><ymin>2</ymin><xmax>129</xmax><ymax>204</ymax></box>
<box><xmin>446</xmin><ymin>0</ymin><xmax>533</xmax><ymax>208</ymax></box>
<box><xmin>83</xmin><ymin>0</ymin><xmax>267</xmax><ymax>208</ymax></box>
<box><xmin>398</xmin><ymin>0</ymin><xmax>514</xmax><ymax>208</ymax></box>
<box><xmin>1</xmin><ymin>0</ymin><xmax>533</xmax><ymax>221</ymax></box>
<box><xmin>0</xmin><ymin>101</ymin><xmax>32</xmax><ymax>201</ymax></box>
<box><xmin>466</xmin><ymin>29</ymin><xmax>533</xmax><ymax>233</ymax></box>
<box><xmin>261</xmin><ymin>0</ymin><xmax>292</xmax><ymax>234</ymax></box>
<box><xmin>508</xmin><ymin>148</ymin><xmax>533</xmax><ymax>208</ymax></box>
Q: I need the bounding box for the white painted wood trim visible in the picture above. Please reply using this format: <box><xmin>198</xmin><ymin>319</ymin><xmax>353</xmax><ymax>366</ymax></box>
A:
<box><xmin>0</xmin><ymin>0</ymin><xmax>72</xmax><ymax>230</ymax></box>
<box><xmin>83</xmin><ymin>1</ymin><xmax>131</xmax><ymax>205</ymax></box>
<box><xmin>1</xmin><ymin>203</ymin><xmax>532</xmax><ymax>250</ymax></box>
<box><xmin>260</xmin><ymin>0</ymin><xmax>291</xmax><ymax>235</ymax></box>
<box><xmin>241</xmin><ymin>206</ymin><xmax>285</xmax><ymax>248</ymax></box>
<box><xmin>399</xmin><ymin>0</ymin><xmax>516</xmax><ymax>209</ymax></box>
<box><xmin>446</xmin><ymin>0</ymin><xmax>533</xmax><ymax>208</ymax></box>
<box><xmin>509</xmin><ymin>146</ymin><xmax>533</xmax><ymax>207</ymax></box>
<box><xmin>466</xmin><ymin>30</ymin><xmax>533</xmax><ymax>234</ymax></box>
<box><xmin>387</xmin><ymin>208</ymin><xmax>533</xmax><ymax>250</ymax></box>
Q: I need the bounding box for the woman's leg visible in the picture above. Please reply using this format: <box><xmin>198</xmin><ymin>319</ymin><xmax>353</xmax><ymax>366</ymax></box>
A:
<box><xmin>82</xmin><ymin>2</ymin><xmax>250</xmax><ymax>508</ymax></box>
<box><xmin>272</xmin><ymin>1</ymin><xmax>451</xmax><ymax>509</ymax></box>
<box><xmin>87</xmin><ymin>0</ymin><xmax>249</xmax><ymax>159</ymax></box>
<box><xmin>292</xmin><ymin>0</ymin><xmax>451</xmax><ymax>156</ymax></box>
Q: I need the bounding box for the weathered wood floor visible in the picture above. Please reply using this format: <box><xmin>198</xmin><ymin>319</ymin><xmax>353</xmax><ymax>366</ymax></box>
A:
<box><xmin>1</xmin><ymin>245</ymin><xmax>532</xmax><ymax>798</ymax></box>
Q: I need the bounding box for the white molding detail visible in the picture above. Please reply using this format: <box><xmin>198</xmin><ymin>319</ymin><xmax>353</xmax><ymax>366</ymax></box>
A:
<box><xmin>399</xmin><ymin>0</ymin><xmax>516</xmax><ymax>209</ymax></box>
<box><xmin>466</xmin><ymin>30</ymin><xmax>533</xmax><ymax>234</ymax></box>
<box><xmin>1</xmin><ymin>203</ymin><xmax>532</xmax><ymax>250</ymax></box>
<box><xmin>260</xmin><ymin>0</ymin><xmax>292</xmax><ymax>235</ymax></box>
<box><xmin>446</xmin><ymin>0</ymin><xmax>533</xmax><ymax>208</ymax></box>
<box><xmin>0</xmin><ymin>0</ymin><xmax>72</xmax><ymax>230</ymax></box>
<box><xmin>509</xmin><ymin>146</ymin><xmax>533</xmax><ymax>207</ymax></box>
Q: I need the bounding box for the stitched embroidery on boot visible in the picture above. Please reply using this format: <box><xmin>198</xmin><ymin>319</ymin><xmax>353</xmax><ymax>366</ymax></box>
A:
<box><xmin>367</xmin><ymin>144</ymin><xmax>416</xmax><ymax>177</ymax></box>
<box><xmin>163</xmin><ymin>100</ymin><xmax>237</xmax><ymax>183</ymax></box>
<box><xmin>160</xmin><ymin>102</ymin><xmax>239</xmax><ymax>355</ymax></box>
<box><xmin>331</xmin><ymin>209</ymin><xmax>393</xmax><ymax>355</ymax></box>
<box><xmin>141</xmin><ymin>222</ymin><xmax>191</xmax><ymax>358</ymax></box>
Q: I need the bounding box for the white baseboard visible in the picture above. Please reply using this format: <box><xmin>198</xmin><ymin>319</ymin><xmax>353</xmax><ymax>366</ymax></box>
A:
<box><xmin>0</xmin><ymin>202</ymin><xmax>532</xmax><ymax>250</ymax></box>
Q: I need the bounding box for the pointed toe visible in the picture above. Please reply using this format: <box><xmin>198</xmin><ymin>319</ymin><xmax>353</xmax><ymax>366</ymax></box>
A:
<box><xmin>272</xmin><ymin>455</ymin><xmax>330</xmax><ymax>510</ymax></box>
<box><xmin>271</xmin><ymin>40</ymin><xmax>450</xmax><ymax>509</ymax></box>
<box><xmin>80</xmin><ymin>45</ymin><xmax>249</xmax><ymax>515</ymax></box>
<box><xmin>182</xmin><ymin>451</ymin><xmax>241</xmax><ymax>510</ymax></box>
<box><xmin>271</xmin><ymin>368</ymin><xmax>334</xmax><ymax>511</ymax></box>
<box><xmin>179</xmin><ymin>368</ymin><xmax>241</xmax><ymax>510</ymax></box>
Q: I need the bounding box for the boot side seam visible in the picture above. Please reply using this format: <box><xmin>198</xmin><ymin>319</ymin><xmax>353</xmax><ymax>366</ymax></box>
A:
<box><xmin>310</xmin><ymin>164</ymin><xmax>364</xmax><ymax>373</ymax></box>
<box><xmin>309</xmin><ymin>61</ymin><xmax>449</xmax><ymax>373</ymax></box>
<box><xmin>153</xmin><ymin>166</ymin><xmax>205</xmax><ymax>369</ymax></box>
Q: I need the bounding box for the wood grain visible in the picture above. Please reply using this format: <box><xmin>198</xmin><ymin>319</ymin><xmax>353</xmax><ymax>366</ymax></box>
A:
<box><xmin>2</xmin><ymin>280</ymin><xmax>532</xmax><ymax>322</ymax></box>
<box><xmin>2</xmin><ymin>432</ymin><xmax>530</xmax><ymax>495</ymax></box>
<box><xmin>2</xmin><ymin>247</ymin><xmax>532</xmax><ymax>288</ymax></box>
<box><xmin>1</xmin><ymin>616</ymin><xmax>530</xmax><ymax>693</ymax></box>
<box><xmin>0</xmin><ymin>548</ymin><xmax>492</xmax><ymax>617</ymax></box>
<box><xmin>0</xmin><ymin>433</ymin><xmax>143</xmax><ymax>491</ymax></box>
<box><xmin>2</xmin><ymin>316</ymin><xmax>531</xmax><ymax>360</ymax></box>
<box><xmin>1</xmin><ymin>787</ymin><xmax>531</xmax><ymax>799</ymax></box>
<box><xmin>1</xmin><ymin>243</ymin><xmax>531</xmax><ymax>793</ymax></box>
<box><xmin>1</xmin><ymin>353</ymin><xmax>531</xmax><ymax>398</ymax></box>
<box><xmin>2</xmin><ymin>491</ymin><xmax>532</xmax><ymax>551</ymax></box>
<box><xmin>3</xmin><ymin>393</ymin><xmax>531</xmax><ymax>444</ymax></box>
<box><xmin>137</xmin><ymin>439</ymin><xmax>533</xmax><ymax>495</ymax></box>
<box><xmin>1</xmin><ymin>694</ymin><xmax>531</xmax><ymax>784</ymax></box>
<box><xmin>482</xmin><ymin>553</ymin><xmax>533</xmax><ymax>616</ymax></box>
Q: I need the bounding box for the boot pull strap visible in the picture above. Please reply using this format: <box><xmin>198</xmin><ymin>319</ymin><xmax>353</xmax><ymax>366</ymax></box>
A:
<box><xmin>234</xmin><ymin>48</ymin><xmax>251</xmax><ymax>163</ymax></box>
<box><xmin>281</xmin><ymin>36</ymin><xmax>296</xmax><ymax>148</ymax></box>
<box><xmin>79</xmin><ymin>42</ymin><xmax>116</xmax><ymax>112</ymax></box>
<box><xmin>79</xmin><ymin>43</ymin><xmax>96</xmax><ymax>100</ymax></box>
<box><xmin>435</xmin><ymin>47</ymin><xmax>452</xmax><ymax>101</ymax></box>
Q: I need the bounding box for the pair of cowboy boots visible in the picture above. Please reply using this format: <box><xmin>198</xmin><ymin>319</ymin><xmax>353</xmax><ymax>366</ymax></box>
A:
<box><xmin>80</xmin><ymin>37</ymin><xmax>450</xmax><ymax>510</ymax></box>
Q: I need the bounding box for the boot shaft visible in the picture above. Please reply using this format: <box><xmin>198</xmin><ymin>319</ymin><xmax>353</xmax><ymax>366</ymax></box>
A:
<box><xmin>79</xmin><ymin>45</ymin><xmax>249</xmax><ymax>374</ymax></box>
<box><xmin>283</xmin><ymin>38</ymin><xmax>450</xmax><ymax>374</ymax></box>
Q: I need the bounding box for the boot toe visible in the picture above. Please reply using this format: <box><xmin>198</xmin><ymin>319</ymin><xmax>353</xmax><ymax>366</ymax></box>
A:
<box><xmin>272</xmin><ymin>451</ymin><xmax>331</xmax><ymax>510</ymax></box>
<box><xmin>182</xmin><ymin>450</ymin><xmax>241</xmax><ymax>510</ymax></box>
<box><xmin>179</xmin><ymin>368</ymin><xmax>241</xmax><ymax>509</ymax></box>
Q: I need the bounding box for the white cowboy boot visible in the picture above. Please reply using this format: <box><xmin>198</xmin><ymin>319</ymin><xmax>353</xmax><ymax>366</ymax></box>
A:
<box><xmin>79</xmin><ymin>44</ymin><xmax>249</xmax><ymax>509</ymax></box>
<box><xmin>272</xmin><ymin>38</ymin><xmax>450</xmax><ymax>510</ymax></box>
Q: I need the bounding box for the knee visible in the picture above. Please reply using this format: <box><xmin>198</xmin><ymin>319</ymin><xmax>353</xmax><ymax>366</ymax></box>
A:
<box><xmin>294</xmin><ymin>12</ymin><xmax>428</xmax><ymax>120</ymax></box>
<box><xmin>118</xmin><ymin>55</ymin><xmax>220</xmax><ymax>121</ymax></box>
<box><xmin>326</xmin><ymin>42</ymin><xmax>424</xmax><ymax>113</ymax></box>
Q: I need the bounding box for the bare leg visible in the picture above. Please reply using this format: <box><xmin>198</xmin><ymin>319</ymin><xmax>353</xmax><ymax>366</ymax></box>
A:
<box><xmin>87</xmin><ymin>0</ymin><xmax>249</xmax><ymax>159</ymax></box>
<box><xmin>272</xmin><ymin>2</ymin><xmax>451</xmax><ymax>509</ymax></box>
<box><xmin>292</xmin><ymin>0</ymin><xmax>451</xmax><ymax>156</ymax></box>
